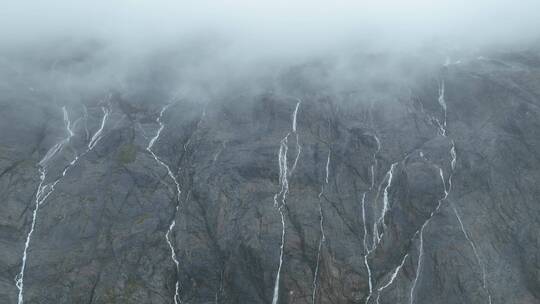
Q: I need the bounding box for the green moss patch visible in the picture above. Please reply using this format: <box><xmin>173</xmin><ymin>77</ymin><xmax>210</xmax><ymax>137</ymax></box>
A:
<box><xmin>117</xmin><ymin>144</ymin><xmax>137</xmax><ymax>164</ymax></box>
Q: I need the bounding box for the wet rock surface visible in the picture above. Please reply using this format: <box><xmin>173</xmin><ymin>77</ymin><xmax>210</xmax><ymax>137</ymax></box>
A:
<box><xmin>1</xmin><ymin>50</ymin><xmax>540</xmax><ymax>304</ymax></box>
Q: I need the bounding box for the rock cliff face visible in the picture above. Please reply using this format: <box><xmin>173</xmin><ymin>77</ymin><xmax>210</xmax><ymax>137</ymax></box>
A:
<box><xmin>1</xmin><ymin>49</ymin><xmax>540</xmax><ymax>304</ymax></box>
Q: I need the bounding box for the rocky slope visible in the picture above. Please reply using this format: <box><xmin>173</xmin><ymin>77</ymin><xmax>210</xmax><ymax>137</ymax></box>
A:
<box><xmin>1</xmin><ymin>49</ymin><xmax>540</xmax><ymax>304</ymax></box>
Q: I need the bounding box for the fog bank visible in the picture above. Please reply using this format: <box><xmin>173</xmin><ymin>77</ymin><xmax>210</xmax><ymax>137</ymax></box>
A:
<box><xmin>1</xmin><ymin>0</ymin><xmax>540</xmax><ymax>105</ymax></box>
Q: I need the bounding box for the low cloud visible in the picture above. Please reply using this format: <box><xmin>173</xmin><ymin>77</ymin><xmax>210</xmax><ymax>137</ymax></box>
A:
<box><xmin>1</xmin><ymin>0</ymin><xmax>539</xmax><ymax>104</ymax></box>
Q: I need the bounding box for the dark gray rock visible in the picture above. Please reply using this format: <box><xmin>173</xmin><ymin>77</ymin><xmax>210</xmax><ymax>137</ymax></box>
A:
<box><xmin>1</xmin><ymin>48</ymin><xmax>540</xmax><ymax>304</ymax></box>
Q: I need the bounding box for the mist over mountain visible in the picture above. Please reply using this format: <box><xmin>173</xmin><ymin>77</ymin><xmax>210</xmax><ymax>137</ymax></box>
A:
<box><xmin>2</xmin><ymin>1</ymin><xmax>540</xmax><ymax>304</ymax></box>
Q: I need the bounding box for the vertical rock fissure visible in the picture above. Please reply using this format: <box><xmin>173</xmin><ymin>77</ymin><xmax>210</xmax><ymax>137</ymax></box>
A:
<box><xmin>16</xmin><ymin>103</ymin><xmax>110</xmax><ymax>304</ymax></box>
<box><xmin>363</xmin><ymin>133</ymin><xmax>381</xmax><ymax>304</ymax></box>
<box><xmin>311</xmin><ymin>148</ymin><xmax>330</xmax><ymax>304</ymax></box>
<box><xmin>271</xmin><ymin>99</ymin><xmax>301</xmax><ymax>304</ymax></box>
<box><xmin>146</xmin><ymin>103</ymin><xmax>183</xmax><ymax>304</ymax></box>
